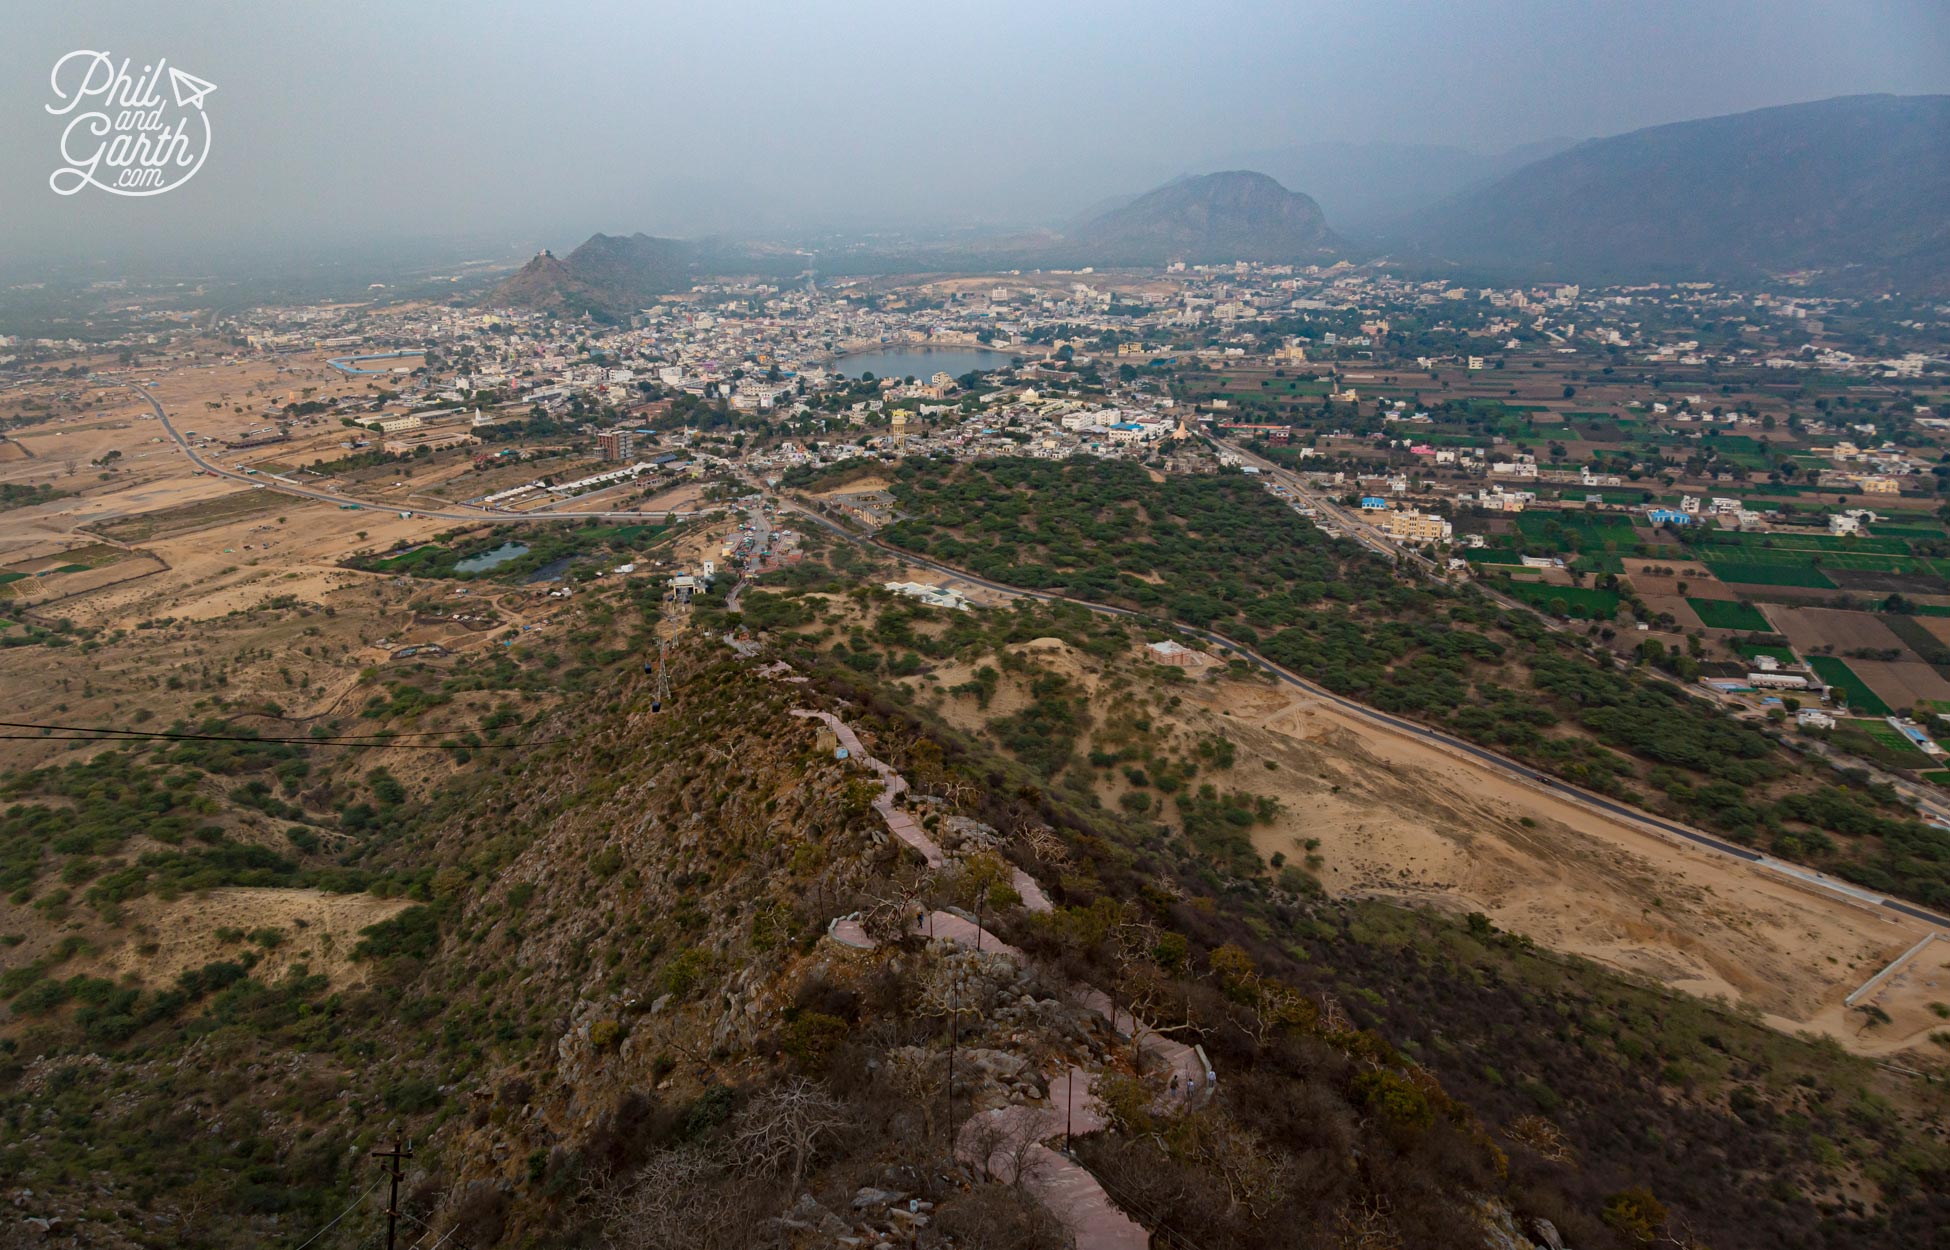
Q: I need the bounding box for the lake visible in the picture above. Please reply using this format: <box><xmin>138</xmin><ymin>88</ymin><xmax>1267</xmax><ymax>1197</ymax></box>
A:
<box><xmin>834</xmin><ymin>346</ymin><xmax>1014</xmax><ymax>381</ymax></box>
<box><xmin>454</xmin><ymin>541</ymin><xmax>528</xmax><ymax>574</ymax></box>
<box><xmin>523</xmin><ymin>556</ymin><xmax>575</xmax><ymax>584</ymax></box>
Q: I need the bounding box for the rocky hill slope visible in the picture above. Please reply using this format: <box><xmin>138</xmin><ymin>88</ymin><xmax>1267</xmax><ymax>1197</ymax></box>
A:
<box><xmin>488</xmin><ymin>232</ymin><xmax>697</xmax><ymax>319</ymax></box>
<box><xmin>4</xmin><ymin>528</ymin><xmax>1947</xmax><ymax>1249</ymax></box>
<box><xmin>1064</xmin><ymin>171</ymin><xmax>1340</xmax><ymax>265</ymax></box>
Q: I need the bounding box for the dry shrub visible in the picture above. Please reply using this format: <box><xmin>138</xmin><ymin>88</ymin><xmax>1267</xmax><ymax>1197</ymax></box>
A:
<box><xmin>933</xmin><ymin>1182</ymin><xmax>1068</xmax><ymax>1250</ymax></box>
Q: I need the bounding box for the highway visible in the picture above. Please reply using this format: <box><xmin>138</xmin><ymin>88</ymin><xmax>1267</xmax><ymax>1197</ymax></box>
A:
<box><xmin>99</xmin><ymin>374</ymin><xmax>712</xmax><ymax>526</ymax></box>
<box><xmin>771</xmin><ymin>488</ymin><xmax>1950</xmax><ymax>936</ymax></box>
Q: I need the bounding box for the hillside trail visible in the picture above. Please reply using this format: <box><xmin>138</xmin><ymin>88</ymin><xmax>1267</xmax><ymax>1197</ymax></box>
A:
<box><xmin>782</xmin><ymin>699</ymin><xmax>1211</xmax><ymax>1249</ymax></box>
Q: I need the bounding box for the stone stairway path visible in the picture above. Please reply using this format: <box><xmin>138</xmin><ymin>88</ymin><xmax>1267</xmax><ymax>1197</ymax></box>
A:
<box><xmin>790</xmin><ymin>708</ymin><xmax>945</xmax><ymax>868</ymax></box>
<box><xmin>957</xmin><ymin>1067</ymin><xmax>1147</xmax><ymax>1250</ymax></box>
<box><xmin>781</xmin><ymin>694</ymin><xmax>1220</xmax><ymax>1249</ymax></box>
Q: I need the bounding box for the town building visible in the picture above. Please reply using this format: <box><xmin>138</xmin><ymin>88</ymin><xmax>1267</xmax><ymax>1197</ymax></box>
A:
<box><xmin>883</xmin><ymin>581</ymin><xmax>970</xmax><ymax>611</ymax></box>
<box><xmin>597</xmin><ymin>429</ymin><xmax>636</xmax><ymax>462</ymax></box>
<box><xmin>1372</xmin><ymin>509</ymin><xmax>1453</xmax><ymax>544</ymax></box>
<box><xmin>1146</xmin><ymin>639</ymin><xmax>1204</xmax><ymax>667</ymax></box>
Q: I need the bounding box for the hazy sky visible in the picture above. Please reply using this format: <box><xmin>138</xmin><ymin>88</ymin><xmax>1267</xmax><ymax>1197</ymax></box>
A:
<box><xmin>3</xmin><ymin>0</ymin><xmax>1947</xmax><ymax>271</ymax></box>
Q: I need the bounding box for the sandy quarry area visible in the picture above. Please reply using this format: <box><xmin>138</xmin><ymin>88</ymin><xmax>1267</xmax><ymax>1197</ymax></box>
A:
<box><xmin>812</xmin><ymin>474</ymin><xmax>894</xmax><ymax>496</ymax></box>
<box><xmin>913</xmin><ymin>637</ymin><xmax>1947</xmax><ymax>1058</ymax></box>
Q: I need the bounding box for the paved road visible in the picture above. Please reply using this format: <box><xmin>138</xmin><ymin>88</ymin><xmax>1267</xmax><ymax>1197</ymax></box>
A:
<box><xmin>98</xmin><ymin>374</ymin><xmax>710</xmax><ymax>526</ymax></box>
<box><xmin>773</xmin><ymin>491</ymin><xmax>1950</xmax><ymax>936</ymax></box>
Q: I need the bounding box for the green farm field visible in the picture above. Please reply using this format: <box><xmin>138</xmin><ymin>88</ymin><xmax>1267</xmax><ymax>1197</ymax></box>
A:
<box><xmin>1807</xmin><ymin>656</ymin><xmax>1893</xmax><ymax>716</ymax></box>
<box><xmin>1687</xmin><ymin>598</ymin><xmax>1771</xmax><ymax>631</ymax></box>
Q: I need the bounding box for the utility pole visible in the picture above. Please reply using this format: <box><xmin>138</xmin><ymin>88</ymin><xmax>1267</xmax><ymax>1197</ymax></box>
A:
<box><xmin>372</xmin><ymin>1138</ymin><xmax>413</xmax><ymax>1250</ymax></box>
<box><xmin>945</xmin><ymin>982</ymin><xmax>958</xmax><ymax>1151</ymax></box>
<box><xmin>1064</xmin><ymin>1068</ymin><xmax>1074</xmax><ymax>1154</ymax></box>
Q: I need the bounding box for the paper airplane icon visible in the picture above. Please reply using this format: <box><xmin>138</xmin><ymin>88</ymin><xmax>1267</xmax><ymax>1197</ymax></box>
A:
<box><xmin>167</xmin><ymin>67</ymin><xmax>216</xmax><ymax>110</ymax></box>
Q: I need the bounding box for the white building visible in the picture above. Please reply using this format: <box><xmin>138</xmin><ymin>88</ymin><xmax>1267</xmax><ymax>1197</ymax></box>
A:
<box><xmin>883</xmin><ymin>581</ymin><xmax>971</xmax><ymax>611</ymax></box>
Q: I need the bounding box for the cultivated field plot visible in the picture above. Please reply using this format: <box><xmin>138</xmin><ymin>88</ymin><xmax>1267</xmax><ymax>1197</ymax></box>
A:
<box><xmin>1514</xmin><ymin>512</ymin><xmax>1641</xmax><ymax>548</ymax></box>
<box><xmin>1827</xmin><ymin>568</ymin><xmax>1950</xmax><ymax>595</ymax></box>
<box><xmin>1703</xmin><ymin>531</ymin><xmax>1912</xmax><ymax>556</ymax></box>
<box><xmin>1687</xmin><ymin>598</ymin><xmax>1771</xmax><ymax>630</ymax></box>
<box><xmin>1696</xmin><ymin>537</ymin><xmax>1950</xmax><ymax>592</ymax></box>
<box><xmin>89</xmin><ymin>489</ymin><xmax>287</xmax><ymax>542</ymax></box>
<box><xmin>1882</xmin><ymin>616</ymin><xmax>1950</xmax><ymax>667</ymax></box>
<box><xmin>1637</xmin><ymin>593</ymin><xmax>1702</xmax><ymax>630</ymax></box>
<box><xmin>1909</xmin><ymin>615</ymin><xmax>1950</xmax><ymax>650</ymax></box>
<box><xmin>1704</xmin><ymin>560</ymin><xmax>1837</xmax><ymax>589</ymax></box>
<box><xmin>1770</xmin><ymin>605</ymin><xmax>1906</xmax><ymax>655</ymax></box>
<box><xmin>1807</xmin><ymin>656</ymin><xmax>1894</xmax><ymax>716</ymax></box>
<box><xmin>1854</xmin><ymin>719</ymin><xmax>1930</xmax><ymax>755</ymax></box>
<box><xmin>1844</xmin><ymin>659</ymin><xmax>1950</xmax><ymax>714</ymax></box>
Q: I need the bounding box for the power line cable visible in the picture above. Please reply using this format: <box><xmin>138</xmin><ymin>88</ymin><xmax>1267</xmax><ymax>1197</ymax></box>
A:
<box><xmin>0</xmin><ymin>719</ymin><xmax>566</xmax><ymax>749</ymax></box>
<box><xmin>2</xmin><ymin>717</ymin><xmax>489</xmax><ymax>740</ymax></box>
<box><xmin>287</xmin><ymin>1179</ymin><xmax>384</xmax><ymax>1250</ymax></box>
<box><xmin>0</xmin><ymin>733</ymin><xmax>536</xmax><ymax>750</ymax></box>
<box><xmin>398</xmin><ymin>1208</ymin><xmax>469</xmax><ymax>1250</ymax></box>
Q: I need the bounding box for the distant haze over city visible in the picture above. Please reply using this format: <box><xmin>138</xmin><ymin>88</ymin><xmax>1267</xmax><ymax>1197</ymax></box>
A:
<box><xmin>3</xmin><ymin>0</ymin><xmax>1948</xmax><ymax>274</ymax></box>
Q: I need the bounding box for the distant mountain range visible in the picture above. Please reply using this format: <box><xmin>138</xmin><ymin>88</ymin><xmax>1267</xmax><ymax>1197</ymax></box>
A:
<box><xmin>490</xmin><ymin>174</ymin><xmax>1340</xmax><ymax>308</ymax></box>
<box><xmin>486</xmin><ymin>95</ymin><xmax>1949</xmax><ymax>305</ymax></box>
<box><xmin>1208</xmin><ymin>137</ymin><xmax>1578</xmax><ymax>229</ymax></box>
<box><xmin>1399</xmin><ymin>94</ymin><xmax>1950</xmax><ymax>292</ymax></box>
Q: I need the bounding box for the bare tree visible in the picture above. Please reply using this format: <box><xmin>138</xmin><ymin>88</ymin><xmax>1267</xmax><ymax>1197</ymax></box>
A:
<box><xmin>1011</xmin><ymin>817</ymin><xmax>1070</xmax><ymax>871</ymax></box>
<box><xmin>586</xmin><ymin>1148</ymin><xmax>744</xmax><ymax>1250</ymax></box>
<box><xmin>859</xmin><ymin>875</ymin><xmax>929</xmax><ymax>945</ymax></box>
<box><xmin>1506</xmin><ymin>1113</ymin><xmax>1574</xmax><ymax>1164</ymax></box>
<box><xmin>1225</xmin><ymin>969</ymin><xmax>1317</xmax><ymax>1049</ymax></box>
<box><xmin>1335</xmin><ymin>1192</ymin><xmax>1402</xmax><ymax>1250</ymax></box>
<box><xmin>888</xmin><ymin>1046</ymin><xmax>947</xmax><ymax>1143</ymax></box>
<box><xmin>1109</xmin><ymin>919</ymin><xmax>1200</xmax><ymax>1076</ymax></box>
<box><xmin>1183</xmin><ymin>1113</ymin><xmax>1289</xmax><ymax>1221</ymax></box>
<box><xmin>938</xmin><ymin>774</ymin><xmax>978</xmax><ymax>811</ymax></box>
<box><xmin>958</xmin><ymin>1108</ymin><xmax>1049</xmax><ymax>1188</ymax></box>
<box><xmin>725</xmin><ymin>1077</ymin><xmax>847</xmax><ymax>1191</ymax></box>
<box><xmin>959</xmin><ymin>1111</ymin><xmax>1014</xmax><ymax>1183</ymax></box>
<box><xmin>998</xmin><ymin>1116</ymin><xmax>1050</xmax><ymax>1190</ymax></box>
<box><xmin>1317</xmin><ymin>993</ymin><xmax>1354</xmax><ymax>1038</ymax></box>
